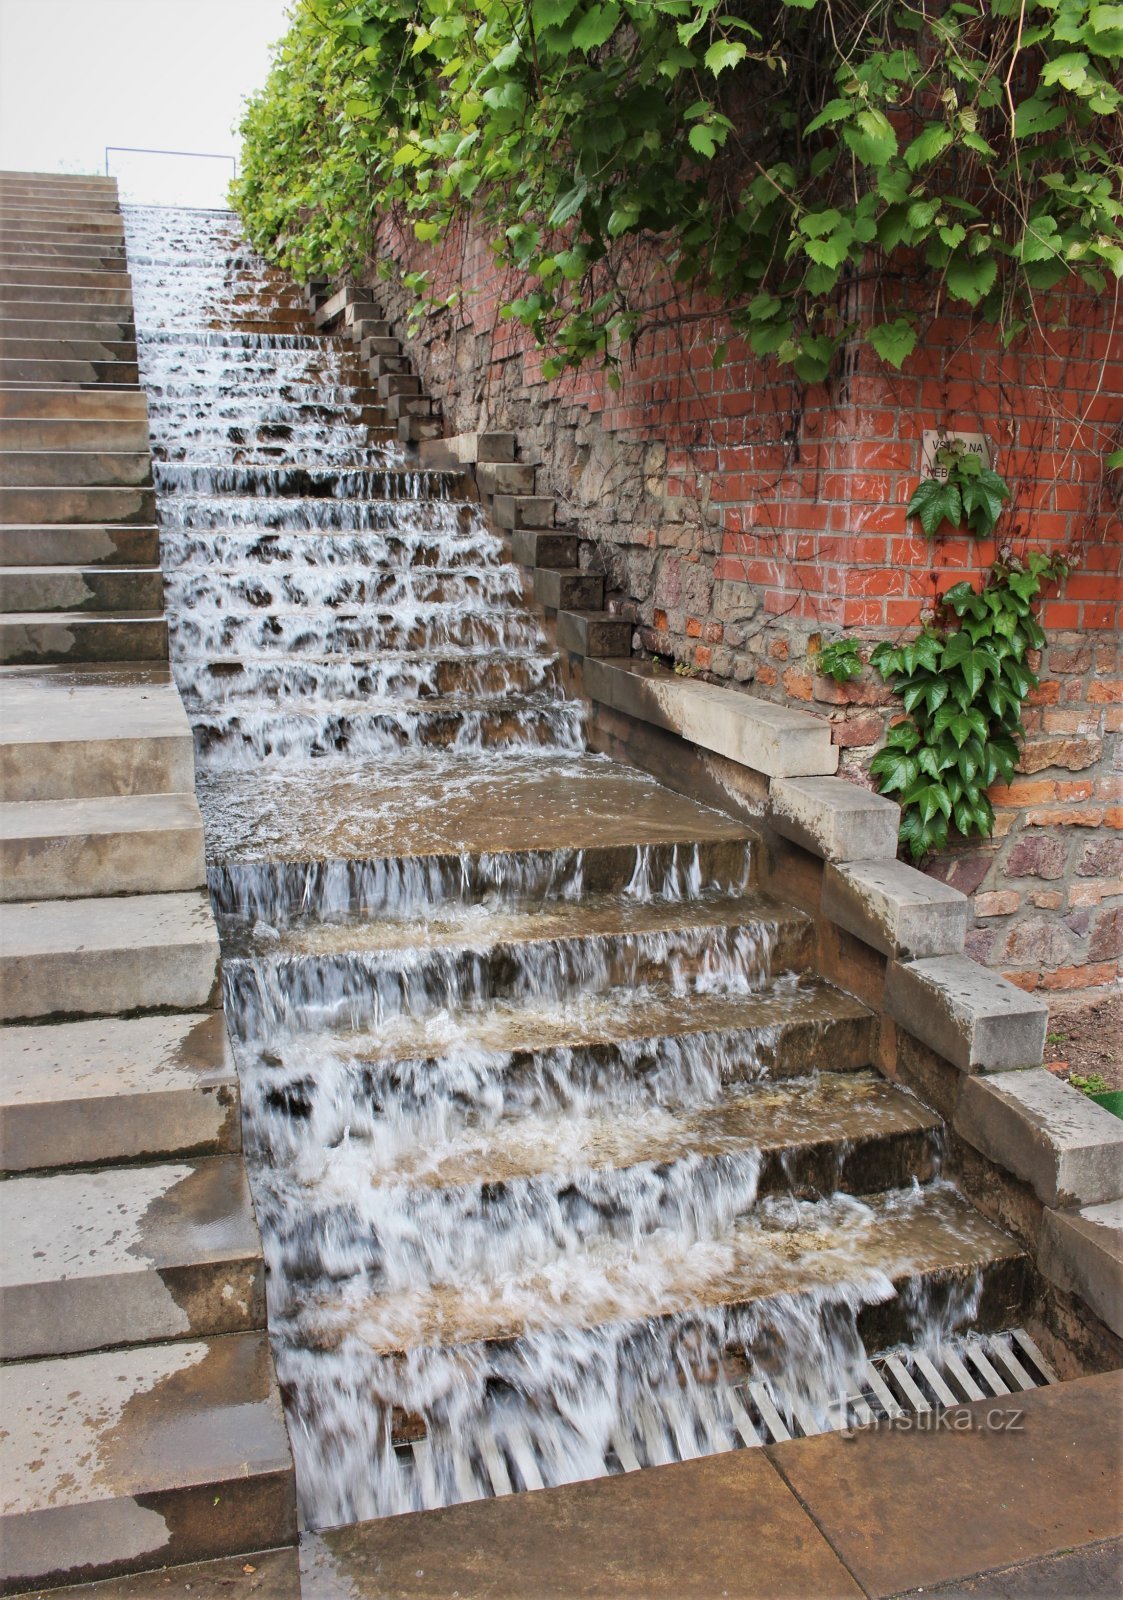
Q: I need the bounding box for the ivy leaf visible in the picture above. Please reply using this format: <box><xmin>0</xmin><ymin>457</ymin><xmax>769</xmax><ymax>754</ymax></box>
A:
<box><xmin>870</xmin><ymin>748</ymin><xmax>919</xmax><ymax>794</ymax></box>
<box><xmin>907</xmin><ymin>477</ymin><xmax>962</xmax><ymax>536</ymax></box>
<box><xmin>905</xmin><ymin>124</ymin><xmax>953</xmax><ymax>170</ymax></box>
<box><xmin>867</xmin><ymin>318</ymin><xmax>917</xmax><ymax>368</ymax></box>
<box><xmin>704</xmin><ymin>40</ymin><xmax>748</xmax><ymax>75</ymax></box>
<box><xmin>946</xmin><ymin>251</ymin><xmax>998</xmax><ymax>306</ymax></box>
<box><xmin>532</xmin><ymin>0</ymin><xmax>581</xmax><ymax>23</ymax></box>
<box><xmin>572</xmin><ymin>2</ymin><xmax>621</xmax><ymax>50</ymax></box>
<box><xmin>688</xmin><ymin>124</ymin><xmax>718</xmax><ymax>158</ymax></box>
<box><xmin>805</xmin><ymin>98</ymin><xmax>854</xmax><ymax>134</ymax></box>
<box><xmin>843</xmin><ymin>109</ymin><xmax>897</xmax><ymax>166</ymax></box>
<box><xmin>1014</xmin><ymin>95</ymin><xmax>1068</xmax><ymax>137</ymax></box>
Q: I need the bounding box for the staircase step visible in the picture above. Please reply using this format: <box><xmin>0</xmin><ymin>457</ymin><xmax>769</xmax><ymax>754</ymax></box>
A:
<box><xmin>0</xmin><ymin>1010</ymin><xmax>240</xmax><ymax>1172</ymax></box>
<box><xmin>0</xmin><ymin>790</ymin><xmax>204</xmax><ymax>899</ymax></box>
<box><xmin>534</xmin><ymin>565</ymin><xmax>604</xmax><ymax>611</ymax></box>
<box><xmin>511</xmin><ymin>527</ymin><xmax>577</xmax><ymax>569</ymax></box>
<box><xmin>0</xmin><ymin>523</ymin><xmax>158</xmax><ymax>565</ymax></box>
<box><xmin>0</xmin><ymin>483</ymin><xmax>154</xmax><ymax>522</ymax></box>
<box><xmin>476</xmin><ymin>461</ymin><xmax>537</xmax><ymax>497</ymax></box>
<box><xmin>0</xmin><ymin>609</ymin><xmax>167</xmax><ymax>664</ymax></box>
<box><xmin>0</xmin><ymin>1332</ymin><xmax>295</xmax><ymax>1593</ymax></box>
<box><xmin>374</xmin><ymin>1071</ymin><xmax>938</xmax><ymax>1201</ymax></box>
<box><xmin>0</xmin><ymin>386</ymin><xmax>147</xmax><ymax>420</ymax></box>
<box><xmin>0</xmin><ymin>271</ymin><xmax>133</xmax><ymax>296</ymax></box>
<box><xmin>0</xmin><ymin>356</ymin><xmax>141</xmax><ymax>385</ymax></box>
<box><xmin>0</xmin><ymin>664</ymin><xmax>194</xmax><ymax>801</ymax></box>
<box><xmin>494</xmin><ymin>493</ymin><xmax>554</xmax><ymax>529</ymax></box>
<box><xmin>0</xmin><ymin>889</ymin><xmax>220</xmax><ymax>1020</ymax></box>
<box><xmin>0</xmin><ymin>1155</ymin><xmax>263</xmax><ymax>1358</ymax></box>
<box><xmin>557</xmin><ymin>609</ymin><xmax>635</xmax><ymax>657</ymax></box>
<box><xmin>197</xmin><ymin>751</ymin><xmax>754</xmax><ymax>866</ymax></box>
<box><xmin>0</xmin><ymin>566</ymin><xmax>162</xmax><ymax>613</ymax></box>
<box><xmin>299</xmin><ymin>1184</ymin><xmax>1028</xmax><ymax>1358</ymax></box>
<box><xmin>0</xmin><ymin>212</ymin><xmax>125</xmax><ymax>235</ymax></box>
<box><xmin>336</xmin><ymin>977</ymin><xmax>876</xmax><ymax>1085</ymax></box>
<box><xmin>0</xmin><ymin>334</ymin><xmax>137</xmax><ymax>362</ymax></box>
<box><xmin>0</xmin><ymin>450</ymin><xmax>152</xmax><ymax>488</ymax></box>
<box><xmin>0</xmin><ymin>314</ymin><xmax>135</xmax><ymax>341</ymax></box>
<box><xmin>0</xmin><ymin>415</ymin><xmax>150</xmax><ymax>450</ymax></box>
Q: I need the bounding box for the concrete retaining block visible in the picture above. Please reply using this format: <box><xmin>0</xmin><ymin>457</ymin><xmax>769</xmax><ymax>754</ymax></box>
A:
<box><xmin>769</xmin><ymin>775</ymin><xmax>902</xmax><ymax>862</ymax></box>
<box><xmin>956</xmin><ymin>1069</ymin><xmax>1123</xmax><ymax>1207</ymax></box>
<box><xmin>885</xmin><ymin>955</ymin><xmax>1048</xmax><ymax>1072</ymax></box>
<box><xmin>1039</xmin><ymin>1199</ymin><xmax>1123</xmax><ymax>1337</ymax></box>
<box><xmin>823</xmin><ymin>858</ymin><xmax>968</xmax><ymax>958</ymax></box>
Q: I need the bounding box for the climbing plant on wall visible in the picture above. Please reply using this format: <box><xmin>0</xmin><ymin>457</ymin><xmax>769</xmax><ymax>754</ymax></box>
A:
<box><xmin>234</xmin><ymin>0</ymin><xmax>1123</xmax><ymax>384</ymax></box>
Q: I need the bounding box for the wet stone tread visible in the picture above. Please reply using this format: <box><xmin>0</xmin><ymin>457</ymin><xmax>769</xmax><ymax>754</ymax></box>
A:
<box><xmin>125</xmin><ymin>204</ymin><xmax>1031</xmax><ymax>1534</ymax></box>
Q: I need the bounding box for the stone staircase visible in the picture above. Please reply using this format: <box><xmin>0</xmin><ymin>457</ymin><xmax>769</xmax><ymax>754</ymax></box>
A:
<box><xmin>0</xmin><ymin>173</ymin><xmax>294</xmax><ymax>1595</ymax></box>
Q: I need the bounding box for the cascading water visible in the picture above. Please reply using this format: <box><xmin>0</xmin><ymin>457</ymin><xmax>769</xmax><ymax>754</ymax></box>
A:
<box><xmin>127</xmin><ymin>206</ymin><xmax>1026</xmax><ymax>1532</ymax></box>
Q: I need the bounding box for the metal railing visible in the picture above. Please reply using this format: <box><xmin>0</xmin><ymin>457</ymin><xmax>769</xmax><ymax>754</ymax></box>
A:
<box><xmin>104</xmin><ymin>146</ymin><xmax>237</xmax><ymax>178</ymax></box>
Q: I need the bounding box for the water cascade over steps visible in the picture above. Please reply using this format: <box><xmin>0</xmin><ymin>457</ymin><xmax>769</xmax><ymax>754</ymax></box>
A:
<box><xmin>127</xmin><ymin>207</ymin><xmax>1032</xmax><ymax>1533</ymax></box>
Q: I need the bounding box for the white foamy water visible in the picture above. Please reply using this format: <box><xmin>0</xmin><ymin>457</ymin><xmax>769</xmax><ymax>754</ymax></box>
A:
<box><xmin>127</xmin><ymin>207</ymin><xmax>992</xmax><ymax>1532</ymax></box>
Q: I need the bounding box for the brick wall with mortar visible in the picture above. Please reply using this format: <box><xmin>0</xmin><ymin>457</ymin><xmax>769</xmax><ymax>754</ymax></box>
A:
<box><xmin>368</xmin><ymin>213</ymin><xmax>1123</xmax><ymax>1002</ymax></box>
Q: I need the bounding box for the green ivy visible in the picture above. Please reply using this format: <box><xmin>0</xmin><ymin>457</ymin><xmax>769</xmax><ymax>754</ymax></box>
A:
<box><xmin>232</xmin><ymin>0</ymin><xmax>1123</xmax><ymax>384</ymax></box>
<box><xmin>815</xmin><ymin>637</ymin><xmax>863</xmax><ymax>682</ymax></box>
<box><xmin>907</xmin><ymin>444</ymin><xmax>1012</xmax><ymax>540</ymax></box>
<box><xmin>869</xmin><ymin>551</ymin><xmax>1067</xmax><ymax>860</ymax></box>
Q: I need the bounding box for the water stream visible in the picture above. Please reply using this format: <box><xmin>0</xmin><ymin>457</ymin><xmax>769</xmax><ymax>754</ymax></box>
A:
<box><xmin>127</xmin><ymin>207</ymin><xmax>1004</xmax><ymax>1531</ymax></box>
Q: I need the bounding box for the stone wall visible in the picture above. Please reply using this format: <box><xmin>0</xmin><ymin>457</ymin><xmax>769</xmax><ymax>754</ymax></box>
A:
<box><xmin>368</xmin><ymin>213</ymin><xmax>1122</xmax><ymax>1003</ymax></box>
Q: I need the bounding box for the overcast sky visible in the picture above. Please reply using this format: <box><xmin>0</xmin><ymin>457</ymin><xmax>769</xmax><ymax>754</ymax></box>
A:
<box><xmin>0</xmin><ymin>0</ymin><xmax>291</xmax><ymax>207</ymax></box>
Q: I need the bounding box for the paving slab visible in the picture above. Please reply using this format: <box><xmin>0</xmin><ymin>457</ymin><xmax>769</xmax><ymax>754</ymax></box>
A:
<box><xmin>0</xmin><ymin>790</ymin><xmax>205</xmax><ymax>899</ymax></box>
<box><xmin>0</xmin><ymin>1011</ymin><xmax>239</xmax><ymax>1171</ymax></box>
<box><xmin>956</xmin><ymin>1068</ymin><xmax>1123</xmax><ymax>1207</ymax></box>
<box><xmin>823</xmin><ymin>857</ymin><xmax>968</xmax><ymax>958</ymax></box>
<box><xmin>0</xmin><ymin>889</ymin><xmax>220</xmax><ymax>1019</ymax></box>
<box><xmin>893</xmin><ymin>1537</ymin><xmax>1123</xmax><ymax>1598</ymax></box>
<box><xmin>766</xmin><ymin>1369</ymin><xmax>1123</xmax><ymax>1599</ymax></box>
<box><xmin>305</xmin><ymin>1449</ymin><xmax>862</xmax><ymax>1599</ymax></box>
<box><xmin>769</xmin><ymin>774</ymin><xmax>901</xmax><ymax>861</ymax></box>
<box><xmin>0</xmin><ymin>664</ymin><xmax>193</xmax><ymax>800</ymax></box>
<box><xmin>0</xmin><ymin>1155</ymin><xmax>263</xmax><ymax>1357</ymax></box>
<box><xmin>885</xmin><ymin>955</ymin><xmax>1048</xmax><ymax>1072</ymax></box>
<box><xmin>0</xmin><ymin>1333</ymin><xmax>296</xmax><ymax>1594</ymax></box>
<box><xmin>1039</xmin><ymin>1199</ymin><xmax>1123</xmax><ymax>1336</ymax></box>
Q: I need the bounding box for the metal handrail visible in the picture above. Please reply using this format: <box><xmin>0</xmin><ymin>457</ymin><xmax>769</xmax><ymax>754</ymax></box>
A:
<box><xmin>104</xmin><ymin>146</ymin><xmax>237</xmax><ymax>177</ymax></box>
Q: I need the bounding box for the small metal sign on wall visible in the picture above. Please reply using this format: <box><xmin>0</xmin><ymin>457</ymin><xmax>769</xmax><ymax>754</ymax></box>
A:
<box><xmin>921</xmin><ymin>430</ymin><xmax>991</xmax><ymax>478</ymax></box>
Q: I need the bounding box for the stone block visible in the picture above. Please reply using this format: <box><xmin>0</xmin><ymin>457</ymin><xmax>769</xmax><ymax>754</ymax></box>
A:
<box><xmin>534</xmin><ymin>566</ymin><xmax>604</xmax><ymax>612</ymax></box>
<box><xmin>769</xmin><ymin>776</ymin><xmax>900</xmax><ymax>862</ymax></box>
<box><xmin>478</xmin><ymin>431</ymin><xmax>517</xmax><ymax>463</ymax></box>
<box><xmin>884</xmin><ymin>955</ymin><xmax>1048</xmax><ymax>1072</ymax></box>
<box><xmin>0</xmin><ymin>791</ymin><xmax>206</xmax><ymax>900</ymax></box>
<box><xmin>956</xmin><ymin>1069</ymin><xmax>1123</xmax><ymax>1207</ymax></box>
<box><xmin>1004</xmin><ymin>833</ymin><xmax>1068</xmax><ymax>879</ymax></box>
<box><xmin>1039</xmin><ymin>1199</ymin><xmax>1123</xmax><ymax>1337</ymax></box>
<box><xmin>0</xmin><ymin>1156</ymin><xmax>264</xmax><ymax>1358</ymax></box>
<box><xmin>476</xmin><ymin>461</ymin><xmax>536</xmax><ymax>497</ymax></box>
<box><xmin>823</xmin><ymin>858</ymin><xmax>968</xmax><ymax>958</ymax></box>
<box><xmin>510</xmin><ymin>528</ymin><xmax>577</xmax><ymax>570</ymax></box>
<box><xmin>493</xmin><ymin>494</ymin><xmax>554</xmax><ymax>530</ymax></box>
<box><xmin>557</xmin><ymin>611</ymin><xmax>633</xmax><ymax>659</ymax></box>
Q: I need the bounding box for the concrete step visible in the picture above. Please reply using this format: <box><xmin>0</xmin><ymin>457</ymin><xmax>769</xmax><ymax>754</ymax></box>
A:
<box><xmin>476</xmin><ymin>461</ymin><xmax>537</xmax><ymax>497</ymax></box>
<box><xmin>0</xmin><ymin>334</ymin><xmax>138</xmax><ymax>363</ymax></box>
<box><xmin>0</xmin><ymin>193</ymin><xmax>121</xmax><ymax>213</ymax></box>
<box><xmin>0</xmin><ymin>271</ymin><xmax>133</xmax><ymax>296</ymax></box>
<box><xmin>0</xmin><ymin>888</ymin><xmax>220</xmax><ymax>1020</ymax></box>
<box><xmin>557</xmin><ymin>609</ymin><xmax>635</xmax><ymax>657</ymax></box>
<box><xmin>494</xmin><ymin>493</ymin><xmax>554</xmax><ymax>529</ymax></box>
<box><xmin>0</xmin><ymin>1010</ymin><xmax>240</xmax><ymax>1173</ymax></box>
<box><xmin>0</xmin><ymin>610</ymin><xmax>167</xmax><ymax>665</ymax></box>
<box><xmin>335</xmin><ymin>978</ymin><xmax>875</xmax><ymax>1088</ymax></box>
<box><xmin>304</xmin><ymin>1183</ymin><xmax>1028</xmax><ymax>1359</ymax></box>
<box><xmin>0</xmin><ymin>386</ymin><xmax>147</xmax><ymax>420</ymax></box>
<box><xmin>373</xmin><ymin>1070</ymin><xmax>939</xmax><ymax>1209</ymax></box>
<box><xmin>0</xmin><ymin>415</ymin><xmax>151</xmax><ymax>451</ymax></box>
<box><xmin>0</xmin><ymin>1155</ymin><xmax>262</xmax><ymax>1358</ymax></box>
<box><xmin>534</xmin><ymin>565</ymin><xmax>605</xmax><ymax>611</ymax></box>
<box><xmin>0</xmin><ymin>356</ymin><xmax>141</xmax><ymax>385</ymax></box>
<box><xmin>0</xmin><ymin>1332</ymin><xmax>295</xmax><ymax>1592</ymax></box>
<box><xmin>0</xmin><ymin>297</ymin><xmax>133</xmax><ymax>322</ymax></box>
<box><xmin>0</xmin><ymin>523</ymin><xmax>158</xmax><ymax>566</ymax></box>
<box><xmin>0</xmin><ymin>664</ymin><xmax>193</xmax><ymax>801</ymax></box>
<box><xmin>0</xmin><ymin>207</ymin><xmax>124</xmax><ymax>229</ymax></box>
<box><xmin>511</xmin><ymin>527</ymin><xmax>578</xmax><ymax>569</ymax></box>
<box><xmin>0</xmin><ymin>483</ymin><xmax>155</xmax><ymax>523</ymax></box>
<box><xmin>0</xmin><ymin>565</ymin><xmax>163</xmax><ymax>614</ymax></box>
<box><xmin>0</xmin><ymin>245</ymin><xmax>128</xmax><ymax>269</ymax></box>
<box><xmin>0</xmin><ymin>450</ymin><xmax>151</xmax><ymax>488</ymax></box>
<box><xmin>0</xmin><ymin>315</ymin><xmax>136</xmax><ymax>343</ymax></box>
<box><xmin>0</xmin><ymin>790</ymin><xmax>204</xmax><ymax>899</ymax></box>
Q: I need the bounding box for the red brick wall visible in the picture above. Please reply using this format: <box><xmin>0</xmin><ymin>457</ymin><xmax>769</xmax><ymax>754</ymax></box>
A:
<box><xmin>373</xmin><ymin>213</ymin><xmax>1123</xmax><ymax>1000</ymax></box>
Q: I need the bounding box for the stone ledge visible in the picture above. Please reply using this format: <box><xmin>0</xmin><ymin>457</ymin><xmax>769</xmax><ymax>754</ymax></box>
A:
<box><xmin>586</xmin><ymin>659</ymin><xmax>838</xmax><ymax>780</ymax></box>
<box><xmin>955</xmin><ymin>1069</ymin><xmax>1123</xmax><ymax>1208</ymax></box>
<box><xmin>823</xmin><ymin>858</ymin><xmax>968</xmax><ymax>959</ymax></box>
<box><xmin>884</xmin><ymin>955</ymin><xmax>1048</xmax><ymax>1073</ymax></box>
<box><xmin>769</xmin><ymin>775</ymin><xmax>900</xmax><ymax>862</ymax></box>
<box><xmin>1039</xmin><ymin>1199</ymin><xmax>1123</xmax><ymax>1337</ymax></box>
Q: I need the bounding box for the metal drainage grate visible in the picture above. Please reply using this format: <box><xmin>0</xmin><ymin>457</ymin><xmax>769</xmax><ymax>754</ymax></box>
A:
<box><xmin>394</xmin><ymin>1329</ymin><xmax>1057</xmax><ymax>1510</ymax></box>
